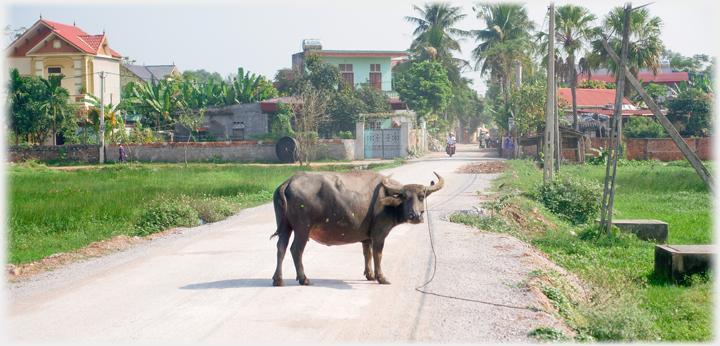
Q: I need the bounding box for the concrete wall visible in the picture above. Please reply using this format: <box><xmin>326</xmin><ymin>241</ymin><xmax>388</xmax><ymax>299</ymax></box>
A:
<box><xmin>174</xmin><ymin>103</ymin><xmax>268</xmax><ymax>141</ymax></box>
<box><xmin>8</xmin><ymin>145</ymin><xmax>101</xmax><ymax>163</ymax></box>
<box><xmin>109</xmin><ymin>139</ymin><xmax>354</xmax><ymax>163</ymax></box>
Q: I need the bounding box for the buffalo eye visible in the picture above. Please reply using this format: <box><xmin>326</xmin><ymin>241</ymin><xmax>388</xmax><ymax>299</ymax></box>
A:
<box><xmin>419</xmin><ymin>195</ymin><xmax>425</xmax><ymax>201</ymax></box>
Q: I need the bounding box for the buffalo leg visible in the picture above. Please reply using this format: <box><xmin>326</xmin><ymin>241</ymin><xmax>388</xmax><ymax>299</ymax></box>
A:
<box><xmin>372</xmin><ymin>240</ymin><xmax>390</xmax><ymax>284</ymax></box>
<box><xmin>290</xmin><ymin>231</ymin><xmax>312</xmax><ymax>285</ymax></box>
<box><xmin>272</xmin><ymin>224</ymin><xmax>292</xmax><ymax>286</ymax></box>
<box><xmin>362</xmin><ymin>240</ymin><xmax>375</xmax><ymax>281</ymax></box>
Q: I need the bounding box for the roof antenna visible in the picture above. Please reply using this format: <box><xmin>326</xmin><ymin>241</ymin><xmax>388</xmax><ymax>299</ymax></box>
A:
<box><xmin>74</xmin><ymin>20</ymin><xmax>76</xmax><ymax>26</ymax></box>
<box><xmin>40</xmin><ymin>14</ymin><xmax>42</xmax><ymax>19</ymax></box>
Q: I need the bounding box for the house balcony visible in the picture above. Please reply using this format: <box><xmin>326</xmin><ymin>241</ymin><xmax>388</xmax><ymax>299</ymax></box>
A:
<box><xmin>383</xmin><ymin>90</ymin><xmax>399</xmax><ymax>98</ymax></box>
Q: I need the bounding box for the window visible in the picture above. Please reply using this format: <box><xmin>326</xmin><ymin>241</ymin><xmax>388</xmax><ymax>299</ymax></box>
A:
<box><xmin>369</xmin><ymin>121</ymin><xmax>382</xmax><ymax>129</ymax></box>
<box><xmin>370</xmin><ymin>64</ymin><xmax>380</xmax><ymax>72</ymax></box>
<box><xmin>342</xmin><ymin>73</ymin><xmax>354</xmax><ymax>88</ymax></box>
<box><xmin>369</xmin><ymin>73</ymin><xmax>382</xmax><ymax>89</ymax></box>
<box><xmin>339</xmin><ymin>64</ymin><xmax>353</xmax><ymax>72</ymax></box>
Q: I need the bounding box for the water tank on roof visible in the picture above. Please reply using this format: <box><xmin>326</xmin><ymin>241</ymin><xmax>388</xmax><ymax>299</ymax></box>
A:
<box><xmin>302</xmin><ymin>39</ymin><xmax>322</xmax><ymax>51</ymax></box>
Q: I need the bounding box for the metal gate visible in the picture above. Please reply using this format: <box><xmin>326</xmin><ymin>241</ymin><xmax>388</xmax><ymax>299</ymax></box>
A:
<box><xmin>364</xmin><ymin>129</ymin><xmax>401</xmax><ymax>159</ymax></box>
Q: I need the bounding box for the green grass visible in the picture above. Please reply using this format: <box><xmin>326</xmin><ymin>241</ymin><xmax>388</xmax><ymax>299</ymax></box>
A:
<box><xmin>9</xmin><ymin>160</ymin><xmax>405</xmax><ymax>265</ymax></box>
<box><xmin>453</xmin><ymin>158</ymin><xmax>714</xmax><ymax>342</ymax></box>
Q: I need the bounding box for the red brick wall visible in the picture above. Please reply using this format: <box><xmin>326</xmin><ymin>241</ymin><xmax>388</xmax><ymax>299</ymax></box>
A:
<box><xmin>587</xmin><ymin>137</ymin><xmax>712</xmax><ymax>161</ymax></box>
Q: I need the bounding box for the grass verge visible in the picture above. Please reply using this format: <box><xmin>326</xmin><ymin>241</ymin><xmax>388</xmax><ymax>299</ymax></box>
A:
<box><xmin>9</xmin><ymin>159</ymin><xmax>405</xmax><ymax>265</ymax></box>
<box><xmin>451</xmin><ymin>158</ymin><xmax>713</xmax><ymax>342</ymax></box>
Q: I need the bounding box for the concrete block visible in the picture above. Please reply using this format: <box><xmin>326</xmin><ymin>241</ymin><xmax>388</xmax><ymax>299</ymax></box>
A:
<box><xmin>654</xmin><ymin>245</ymin><xmax>715</xmax><ymax>283</ymax></box>
<box><xmin>595</xmin><ymin>219</ymin><xmax>668</xmax><ymax>242</ymax></box>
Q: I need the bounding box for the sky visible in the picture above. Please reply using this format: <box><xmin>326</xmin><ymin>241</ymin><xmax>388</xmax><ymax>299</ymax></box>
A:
<box><xmin>3</xmin><ymin>0</ymin><xmax>719</xmax><ymax>96</ymax></box>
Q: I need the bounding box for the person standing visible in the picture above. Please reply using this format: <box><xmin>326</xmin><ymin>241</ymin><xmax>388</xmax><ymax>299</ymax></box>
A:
<box><xmin>484</xmin><ymin>132</ymin><xmax>491</xmax><ymax>148</ymax></box>
<box><xmin>119</xmin><ymin>144</ymin><xmax>127</xmax><ymax>163</ymax></box>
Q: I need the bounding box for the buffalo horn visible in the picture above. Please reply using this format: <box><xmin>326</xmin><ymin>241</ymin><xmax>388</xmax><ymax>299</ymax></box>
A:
<box><xmin>425</xmin><ymin>172</ymin><xmax>444</xmax><ymax>194</ymax></box>
<box><xmin>382</xmin><ymin>174</ymin><xmax>404</xmax><ymax>194</ymax></box>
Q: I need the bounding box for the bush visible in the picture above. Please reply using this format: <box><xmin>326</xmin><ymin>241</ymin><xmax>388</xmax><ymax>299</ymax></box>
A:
<box><xmin>533</xmin><ymin>176</ymin><xmax>602</xmax><ymax>224</ymax></box>
<box><xmin>623</xmin><ymin>116</ymin><xmax>667</xmax><ymax>138</ymax></box>
<box><xmin>134</xmin><ymin>196</ymin><xmax>199</xmax><ymax>236</ymax></box>
<box><xmin>333</xmin><ymin>130</ymin><xmax>354</xmax><ymax>139</ymax></box>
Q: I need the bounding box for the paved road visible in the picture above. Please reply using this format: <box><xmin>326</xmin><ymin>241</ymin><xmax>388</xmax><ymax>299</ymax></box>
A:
<box><xmin>7</xmin><ymin>143</ymin><xmax>568</xmax><ymax>342</ymax></box>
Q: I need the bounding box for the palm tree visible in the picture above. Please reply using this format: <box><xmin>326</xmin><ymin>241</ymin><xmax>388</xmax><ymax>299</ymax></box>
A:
<box><xmin>588</xmin><ymin>6</ymin><xmax>664</xmax><ymax>98</ymax></box>
<box><xmin>538</xmin><ymin>4</ymin><xmax>597</xmax><ymax>130</ymax></box>
<box><xmin>40</xmin><ymin>74</ymin><xmax>73</xmax><ymax>145</ymax></box>
<box><xmin>403</xmin><ymin>2</ymin><xmax>469</xmax><ymax>85</ymax></box>
<box><xmin>471</xmin><ymin>2</ymin><xmax>535</xmax><ymax>104</ymax></box>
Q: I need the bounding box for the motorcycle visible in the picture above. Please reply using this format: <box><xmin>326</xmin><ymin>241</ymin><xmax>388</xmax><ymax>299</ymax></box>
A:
<box><xmin>446</xmin><ymin>142</ymin><xmax>456</xmax><ymax>157</ymax></box>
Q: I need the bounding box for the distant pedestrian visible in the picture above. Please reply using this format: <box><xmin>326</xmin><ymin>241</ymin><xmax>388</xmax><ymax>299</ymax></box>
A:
<box><xmin>484</xmin><ymin>132</ymin><xmax>490</xmax><ymax>148</ymax></box>
<box><xmin>119</xmin><ymin>145</ymin><xmax>127</xmax><ymax>163</ymax></box>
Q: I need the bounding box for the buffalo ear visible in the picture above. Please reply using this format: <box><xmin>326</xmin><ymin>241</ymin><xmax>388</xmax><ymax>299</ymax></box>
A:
<box><xmin>380</xmin><ymin>196</ymin><xmax>403</xmax><ymax>207</ymax></box>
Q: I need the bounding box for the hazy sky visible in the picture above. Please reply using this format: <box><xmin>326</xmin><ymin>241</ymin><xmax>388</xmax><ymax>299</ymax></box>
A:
<box><xmin>3</xmin><ymin>0</ymin><xmax>719</xmax><ymax>95</ymax></box>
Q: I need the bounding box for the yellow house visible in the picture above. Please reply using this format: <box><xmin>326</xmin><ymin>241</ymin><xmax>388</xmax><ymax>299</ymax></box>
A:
<box><xmin>4</xmin><ymin>18</ymin><xmax>123</xmax><ymax>108</ymax></box>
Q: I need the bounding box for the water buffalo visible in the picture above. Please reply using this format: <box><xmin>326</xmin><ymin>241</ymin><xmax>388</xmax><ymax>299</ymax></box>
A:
<box><xmin>271</xmin><ymin>170</ymin><xmax>444</xmax><ymax>286</ymax></box>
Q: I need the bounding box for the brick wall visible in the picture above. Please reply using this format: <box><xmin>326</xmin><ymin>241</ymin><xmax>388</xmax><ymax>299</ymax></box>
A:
<box><xmin>517</xmin><ymin>137</ymin><xmax>712</xmax><ymax>162</ymax></box>
<box><xmin>8</xmin><ymin>145</ymin><xmax>101</xmax><ymax>163</ymax></box>
<box><xmin>588</xmin><ymin>137</ymin><xmax>712</xmax><ymax>161</ymax></box>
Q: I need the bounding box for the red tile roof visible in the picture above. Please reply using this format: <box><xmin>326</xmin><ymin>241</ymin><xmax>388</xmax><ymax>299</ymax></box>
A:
<box><xmin>557</xmin><ymin>88</ymin><xmax>632</xmax><ymax>108</ymax></box>
<box><xmin>37</xmin><ymin>19</ymin><xmax>121</xmax><ymax>58</ymax></box>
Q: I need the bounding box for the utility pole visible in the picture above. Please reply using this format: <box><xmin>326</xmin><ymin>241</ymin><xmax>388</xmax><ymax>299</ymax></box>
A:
<box><xmin>600</xmin><ymin>2</ymin><xmax>632</xmax><ymax>233</ymax></box>
<box><xmin>513</xmin><ymin>60</ymin><xmax>522</xmax><ymax>158</ymax></box>
<box><xmin>99</xmin><ymin>72</ymin><xmax>105</xmax><ymax>164</ymax></box>
<box><xmin>543</xmin><ymin>3</ymin><xmax>555</xmax><ymax>183</ymax></box>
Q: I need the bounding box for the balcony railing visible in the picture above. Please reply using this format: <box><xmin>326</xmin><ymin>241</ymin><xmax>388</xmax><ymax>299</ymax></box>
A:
<box><xmin>383</xmin><ymin>90</ymin><xmax>399</xmax><ymax>98</ymax></box>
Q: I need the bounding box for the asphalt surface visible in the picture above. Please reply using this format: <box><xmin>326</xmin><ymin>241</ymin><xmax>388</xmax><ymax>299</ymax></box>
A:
<box><xmin>6</xmin><ymin>143</ymin><xmax>568</xmax><ymax>343</ymax></box>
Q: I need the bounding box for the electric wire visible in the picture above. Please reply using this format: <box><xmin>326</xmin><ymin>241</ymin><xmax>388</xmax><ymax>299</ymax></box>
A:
<box><xmin>414</xmin><ymin>171</ymin><xmax>549</xmax><ymax>314</ymax></box>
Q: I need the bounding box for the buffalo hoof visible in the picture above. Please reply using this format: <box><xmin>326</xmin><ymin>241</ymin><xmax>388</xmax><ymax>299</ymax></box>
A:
<box><xmin>364</xmin><ymin>270</ymin><xmax>375</xmax><ymax>281</ymax></box>
<box><xmin>377</xmin><ymin>276</ymin><xmax>391</xmax><ymax>285</ymax></box>
<box><xmin>298</xmin><ymin>277</ymin><xmax>313</xmax><ymax>285</ymax></box>
<box><xmin>273</xmin><ymin>276</ymin><xmax>284</xmax><ymax>286</ymax></box>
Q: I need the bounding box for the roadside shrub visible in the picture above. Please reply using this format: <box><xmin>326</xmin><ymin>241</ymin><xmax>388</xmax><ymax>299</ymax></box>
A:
<box><xmin>188</xmin><ymin>195</ymin><xmax>236</xmax><ymax>223</ymax></box>
<box><xmin>623</xmin><ymin>116</ymin><xmax>667</xmax><ymax>138</ymax></box>
<box><xmin>533</xmin><ymin>176</ymin><xmax>602</xmax><ymax>224</ymax></box>
<box><xmin>333</xmin><ymin>130</ymin><xmax>354</xmax><ymax>139</ymax></box>
<box><xmin>134</xmin><ymin>196</ymin><xmax>199</xmax><ymax>236</ymax></box>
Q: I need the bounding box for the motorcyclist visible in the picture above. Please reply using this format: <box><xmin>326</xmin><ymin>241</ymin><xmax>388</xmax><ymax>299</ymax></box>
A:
<box><xmin>446</xmin><ymin>132</ymin><xmax>456</xmax><ymax>155</ymax></box>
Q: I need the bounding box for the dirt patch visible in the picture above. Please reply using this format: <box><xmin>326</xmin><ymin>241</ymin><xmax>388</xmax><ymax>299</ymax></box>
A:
<box><xmin>6</xmin><ymin>228</ymin><xmax>184</xmax><ymax>281</ymax></box>
<box><xmin>456</xmin><ymin>161</ymin><xmax>510</xmax><ymax>174</ymax></box>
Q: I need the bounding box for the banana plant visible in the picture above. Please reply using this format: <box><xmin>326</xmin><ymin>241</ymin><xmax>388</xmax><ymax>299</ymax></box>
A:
<box><xmin>135</xmin><ymin>79</ymin><xmax>181</xmax><ymax>131</ymax></box>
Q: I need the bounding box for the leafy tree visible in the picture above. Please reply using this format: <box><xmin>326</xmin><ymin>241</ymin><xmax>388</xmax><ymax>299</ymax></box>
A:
<box><xmin>402</xmin><ymin>2</ymin><xmax>470</xmax><ymax>85</ymax></box>
<box><xmin>6</xmin><ymin>70</ymin><xmax>77</xmax><ymax>145</ymax></box>
<box><xmin>325</xmin><ymin>82</ymin><xmax>391</xmax><ymax>135</ymax></box>
<box><xmin>446</xmin><ymin>85</ymin><xmax>483</xmax><ymax>142</ymax></box>
<box><xmin>303</xmin><ymin>53</ymin><xmax>346</xmax><ymax>92</ymax></box>
<box><xmin>589</xmin><ymin>6</ymin><xmax>664</xmax><ymax>98</ymax></box>
<box><xmin>623</xmin><ymin>116</ymin><xmax>667</xmax><ymax>138</ymax></box>
<box><xmin>663</xmin><ymin>49</ymin><xmax>712</xmax><ymax>74</ymax></box>
<box><xmin>395</xmin><ymin>61</ymin><xmax>452</xmax><ymax>121</ymax></box>
<box><xmin>3</xmin><ymin>25</ymin><xmax>26</xmax><ymax>46</ymax></box>
<box><xmin>274</xmin><ymin>68</ymin><xmax>301</xmax><ymax>96</ymax></box>
<box><xmin>577</xmin><ymin>79</ymin><xmax>612</xmax><ymax>89</ymax></box>
<box><xmin>668</xmin><ymin>88</ymin><xmax>713</xmax><ymax>136</ymax></box>
<box><xmin>507</xmin><ymin>83</ymin><xmax>547</xmax><ymax>137</ymax></box>
<box><xmin>182</xmin><ymin>69</ymin><xmax>224</xmax><ymax>85</ymax></box>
